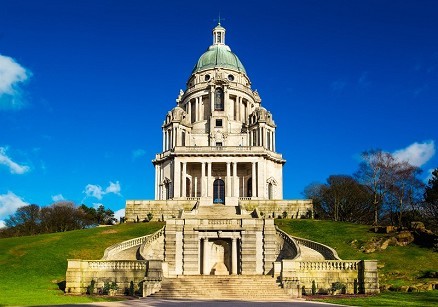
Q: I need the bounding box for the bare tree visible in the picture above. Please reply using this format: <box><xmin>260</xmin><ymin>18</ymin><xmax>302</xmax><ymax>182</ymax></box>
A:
<box><xmin>355</xmin><ymin>150</ymin><xmax>396</xmax><ymax>226</ymax></box>
<box><xmin>386</xmin><ymin>161</ymin><xmax>423</xmax><ymax>227</ymax></box>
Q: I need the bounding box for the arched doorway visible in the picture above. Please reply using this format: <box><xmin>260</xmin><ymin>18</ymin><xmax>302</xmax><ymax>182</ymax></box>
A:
<box><xmin>213</xmin><ymin>179</ymin><xmax>225</xmax><ymax>204</ymax></box>
<box><xmin>210</xmin><ymin>239</ymin><xmax>231</xmax><ymax>275</ymax></box>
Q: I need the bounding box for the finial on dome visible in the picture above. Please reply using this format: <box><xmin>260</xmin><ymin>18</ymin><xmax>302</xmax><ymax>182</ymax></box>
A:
<box><xmin>214</xmin><ymin>13</ymin><xmax>225</xmax><ymax>26</ymax></box>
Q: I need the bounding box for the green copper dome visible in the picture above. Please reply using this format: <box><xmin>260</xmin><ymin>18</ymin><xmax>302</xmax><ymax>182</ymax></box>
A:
<box><xmin>192</xmin><ymin>24</ymin><xmax>246</xmax><ymax>75</ymax></box>
<box><xmin>192</xmin><ymin>44</ymin><xmax>246</xmax><ymax>74</ymax></box>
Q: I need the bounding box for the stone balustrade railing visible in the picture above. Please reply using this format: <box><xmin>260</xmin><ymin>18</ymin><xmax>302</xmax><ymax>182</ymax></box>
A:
<box><xmin>238</xmin><ymin>197</ymin><xmax>252</xmax><ymax>201</ymax></box>
<box><xmin>139</xmin><ymin>227</ymin><xmax>165</xmax><ymax>258</ymax></box>
<box><xmin>186</xmin><ymin>197</ymin><xmax>200</xmax><ymax>201</ymax></box>
<box><xmin>207</xmin><ymin>219</ymin><xmax>240</xmax><ymax>225</ymax></box>
<box><xmin>297</xmin><ymin>260</ymin><xmax>359</xmax><ymax>271</ymax></box>
<box><xmin>102</xmin><ymin>227</ymin><xmax>165</xmax><ymax>260</ymax></box>
<box><xmin>290</xmin><ymin>235</ymin><xmax>340</xmax><ymax>260</ymax></box>
<box><xmin>276</xmin><ymin>226</ymin><xmax>301</xmax><ymax>259</ymax></box>
<box><xmin>155</xmin><ymin>146</ymin><xmax>283</xmax><ymax>161</ymax></box>
<box><xmin>87</xmin><ymin>260</ymin><xmax>148</xmax><ymax>270</ymax></box>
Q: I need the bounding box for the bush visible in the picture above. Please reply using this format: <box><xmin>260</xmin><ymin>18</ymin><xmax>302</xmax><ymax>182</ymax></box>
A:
<box><xmin>312</xmin><ymin>280</ymin><xmax>317</xmax><ymax>295</ymax></box>
<box><xmin>318</xmin><ymin>288</ymin><xmax>330</xmax><ymax>295</ymax></box>
<box><xmin>86</xmin><ymin>279</ymin><xmax>95</xmax><ymax>295</ymax></box>
<box><xmin>331</xmin><ymin>282</ymin><xmax>346</xmax><ymax>294</ymax></box>
<box><xmin>129</xmin><ymin>281</ymin><xmax>135</xmax><ymax>296</ymax></box>
<box><xmin>282</xmin><ymin>211</ymin><xmax>288</xmax><ymax>219</ymax></box>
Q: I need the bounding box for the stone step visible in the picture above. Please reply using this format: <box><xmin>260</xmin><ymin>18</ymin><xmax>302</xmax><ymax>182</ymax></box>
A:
<box><xmin>149</xmin><ymin>275</ymin><xmax>291</xmax><ymax>299</ymax></box>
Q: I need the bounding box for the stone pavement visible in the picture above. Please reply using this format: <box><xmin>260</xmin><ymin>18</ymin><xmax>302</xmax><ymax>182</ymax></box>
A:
<box><xmin>54</xmin><ymin>298</ymin><xmax>347</xmax><ymax>307</ymax></box>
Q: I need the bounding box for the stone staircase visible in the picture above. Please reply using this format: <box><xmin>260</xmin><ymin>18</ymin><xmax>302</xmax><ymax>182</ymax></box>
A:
<box><xmin>149</xmin><ymin>275</ymin><xmax>293</xmax><ymax>300</ymax></box>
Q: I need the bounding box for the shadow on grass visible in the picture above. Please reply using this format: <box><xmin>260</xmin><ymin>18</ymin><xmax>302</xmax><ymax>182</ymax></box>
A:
<box><xmin>57</xmin><ymin>280</ymin><xmax>66</xmax><ymax>292</ymax></box>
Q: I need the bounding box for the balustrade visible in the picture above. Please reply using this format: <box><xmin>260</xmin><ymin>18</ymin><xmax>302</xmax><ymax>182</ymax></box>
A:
<box><xmin>103</xmin><ymin>227</ymin><xmax>165</xmax><ymax>259</ymax></box>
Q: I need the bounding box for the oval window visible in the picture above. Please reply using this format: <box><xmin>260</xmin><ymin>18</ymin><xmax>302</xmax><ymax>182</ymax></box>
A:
<box><xmin>205</xmin><ymin>74</ymin><xmax>210</xmax><ymax>81</ymax></box>
<box><xmin>228</xmin><ymin>74</ymin><xmax>234</xmax><ymax>81</ymax></box>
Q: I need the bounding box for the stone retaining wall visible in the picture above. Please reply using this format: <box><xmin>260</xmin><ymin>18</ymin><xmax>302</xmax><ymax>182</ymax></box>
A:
<box><xmin>281</xmin><ymin>259</ymin><xmax>379</xmax><ymax>295</ymax></box>
<box><xmin>125</xmin><ymin>199</ymin><xmax>313</xmax><ymax>222</ymax></box>
<box><xmin>65</xmin><ymin>260</ymin><xmax>148</xmax><ymax>295</ymax></box>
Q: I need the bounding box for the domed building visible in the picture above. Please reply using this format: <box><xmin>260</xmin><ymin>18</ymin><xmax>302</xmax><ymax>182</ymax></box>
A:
<box><xmin>153</xmin><ymin>23</ymin><xmax>286</xmax><ymax>206</ymax></box>
<box><xmin>66</xmin><ymin>24</ymin><xmax>379</xmax><ymax>300</ymax></box>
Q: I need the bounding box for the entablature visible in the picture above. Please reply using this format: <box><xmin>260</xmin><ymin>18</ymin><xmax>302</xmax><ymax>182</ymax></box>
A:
<box><xmin>153</xmin><ymin>146</ymin><xmax>285</xmax><ymax>164</ymax></box>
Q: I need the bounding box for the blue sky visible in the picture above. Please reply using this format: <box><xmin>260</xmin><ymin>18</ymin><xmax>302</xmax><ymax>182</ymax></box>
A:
<box><xmin>1</xmin><ymin>0</ymin><xmax>437</xmax><ymax>226</ymax></box>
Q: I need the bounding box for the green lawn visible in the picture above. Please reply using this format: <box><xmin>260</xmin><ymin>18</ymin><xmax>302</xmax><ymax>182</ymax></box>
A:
<box><xmin>312</xmin><ymin>291</ymin><xmax>438</xmax><ymax>306</ymax></box>
<box><xmin>276</xmin><ymin>219</ymin><xmax>438</xmax><ymax>306</ymax></box>
<box><xmin>1</xmin><ymin>219</ymin><xmax>436</xmax><ymax>306</ymax></box>
<box><xmin>0</xmin><ymin>222</ymin><xmax>163</xmax><ymax>306</ymax></box>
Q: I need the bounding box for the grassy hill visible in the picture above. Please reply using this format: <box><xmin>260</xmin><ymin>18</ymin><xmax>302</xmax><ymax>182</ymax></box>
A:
<box><xmin>0</xmin><ymin>219</ymin><xmax>436</xmax><ymax>306</ymax></box>
<box><xmin>0</xmin><ymin>222</ymin><xmax>163</xmax><ymax>306</ymax></box>
<box><xmin>276</xmin><ymin>219</ymin><xmax>438</xmax><ymax>306</ymax></box>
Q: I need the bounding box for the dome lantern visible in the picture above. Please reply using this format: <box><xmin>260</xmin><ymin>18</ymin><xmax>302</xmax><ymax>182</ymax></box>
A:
<box><xmin>213</xmin><ymin>23</ymin><xmax>225</xmax><ymax>45</ymax></box>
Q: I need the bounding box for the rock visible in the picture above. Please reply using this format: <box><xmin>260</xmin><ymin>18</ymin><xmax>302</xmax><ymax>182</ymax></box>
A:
<box><xmin>400</xmin><ymin>286</ymin><xmax>409</xmax><ymax>292</ymax></box>
<box><xmin>380</xmin><ymin>239</ymin><xmax>391</xmax><ymax>250</ymax></box>
<box><xmin>408</xmin><ymin>286</ymin><xmax>418</xmax><ymax>292</ymax></box>
<box><xmin>411</xmin><ymin>221</ymin><xmax>425</xmax><ymax>230</ymax></box>
<box><xmin>395</xmin><ymin>231</ymin><xmax>415</xmax><ymax>246</ymax></box>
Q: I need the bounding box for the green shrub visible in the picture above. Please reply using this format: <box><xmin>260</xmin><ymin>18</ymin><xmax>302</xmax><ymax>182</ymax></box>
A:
<box><xmin>86</xmin><ymin>279</ymin><xmax>95</xmax><ymax>295</ymax></box>
<box><xmin>129</xmin><ymin>281</ymin><xmax>135</xmax><ymax>296</ymax></box>
<box><xmin>282</xmin><ymin>211</ymin><xmax>288</xmax><ymax>219</ymax></box>
<box><xmin>312</xmin><ymin>280</ymin><xmax>317</xmax><ymax>295</ymax></box>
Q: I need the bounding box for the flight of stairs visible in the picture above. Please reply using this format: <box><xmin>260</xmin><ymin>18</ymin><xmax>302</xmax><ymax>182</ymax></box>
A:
<box><xmin>148</xmin><ymin>275</ymin><xmax>293</xmax><ymax>300</ymax></box>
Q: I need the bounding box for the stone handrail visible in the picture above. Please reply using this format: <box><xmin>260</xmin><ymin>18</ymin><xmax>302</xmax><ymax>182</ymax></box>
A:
<box><xmin>276</xmin><ymin>226</ymin><xmax>301</xmax><ymax>260</ymax></box>
<box><xmin>186</xmin><ymin>197</ymin><xmax>200</xmax><ymax>201</ymax></box>
<box><xmin>208</xmin><ymin>219</ymin><xmax>240</xmax><ymax>225</ymax></box>
<box><xmin>139</xmin><ymin>227</ymin><xmax>165</xmax><ymax>259</ymax></box>
<box><xmin>102</xmin><ymin>227</ymin><xmax>165</xmax><ymax>260</ymax></box>
<box><xmin>238</xmin><ymin>197</ymin><xmax>252</xmax><ymax>201</ymax></box>
<box><xmin>87</xmin><ymin>260</ymin><xmax>148</xmax><ymax>270</ymax></box>
<box><xmin>290</xmin><ymin>235</ymin><xmax>340</xmax><ymax>260</ymax></box>
<box><xmin>296</xmin><ymin>260</ymin><xmax>359</xmax><ymax>271</ymax></box>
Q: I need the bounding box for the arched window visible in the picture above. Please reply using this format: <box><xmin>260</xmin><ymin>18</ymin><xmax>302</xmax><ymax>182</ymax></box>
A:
<box><xmin>215</xmin><ymin>88</ymin><xmax>224</xmax><ymax>111</ymax></box>
<box><xmin>213</xmin><ymin>179</ymin><xmax>225</xmax><ymax>204</ymax></box>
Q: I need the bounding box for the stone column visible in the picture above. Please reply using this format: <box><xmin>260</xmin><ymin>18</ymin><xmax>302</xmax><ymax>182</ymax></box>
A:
<box><xmin>182</xmin><ymin>162</ymin><xmax>187</xmax><ymax>198</ymax></box>
<box><xmin>251</xmin><ymin>162</ymin><xmax>256</xmax><ymax>198</ymax></box>
<box><xmin>162</xmin><ymin>130</ymin><xmax>165</xmax><ymax>151</ymax></box>
<box><xmin>226</xmin><ymin>162</ymin><xmax>231</xmax><ymax>197</ymax></box>
<box><xmin>199</xmin><ymin>96</ymin><xmax>203</xmax><ymax>121</ymax></box>
<box><xmin>273</xmin><ymin>131</ymin><xmax>276</xmax><ymax>151</ymax></box>
<box><xmin>174</xmin><ymin>160</ymin><xmax>181</xmax><ymax>198</ymax></box>
<box><xmin>207</xmin><ymin>162</ymin><xmax>212</xmax><ymax>198</ymax></box>
<box><xmin>224</xmin><ymin>86</ymin><xmax>229</xmax><ymax>116</ymax></box>
<box><xmin>258</xmin><ymin>159</ymin><xmax>264</xmax><ymax>199</ymax></box>
<box><xmin>194</xmin><ymin>177</ymin><xmax>198</xmax><ymax>198</ymax></box>
<box><xmin>188</xmin><ymin>100</ymin><xmax>191</xmax><ymax>123</ymax></box>
<box><xmin>195</xmin><ymin>97</ymin><xmax>199</xmax><ymax>122</ymax></box>
<box><xmin>233</xmin><ymin>162</ymin><xmax>238</xmax><ymax>197</ymax></box>
<box><xmin>210</xmin><ymin>87</ymin><xmax>215</xmax><ymax>113</ymax></box>
<box><xmin>203</xmin><ymin>237</ymin><xmax>209</xmax><ymax>275</ymax></box>
<box><xmin>201</xmin><ymin>162</ymin><xmax>206</xmax><ymax>197</ymax></box>
<box><xmin>231</xmin><ymin>238</ymin><xmax>238</xmax><ymax>275</ymax></box>
<box><xmin>154</xmin><ymin>164</ymin><xmax>159</xmax><ymax>200</ymax></box>
<box><xmin>242</xmin><ymin>176</ymin><xmax>245</xmax><ymax>197</ymax></box>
